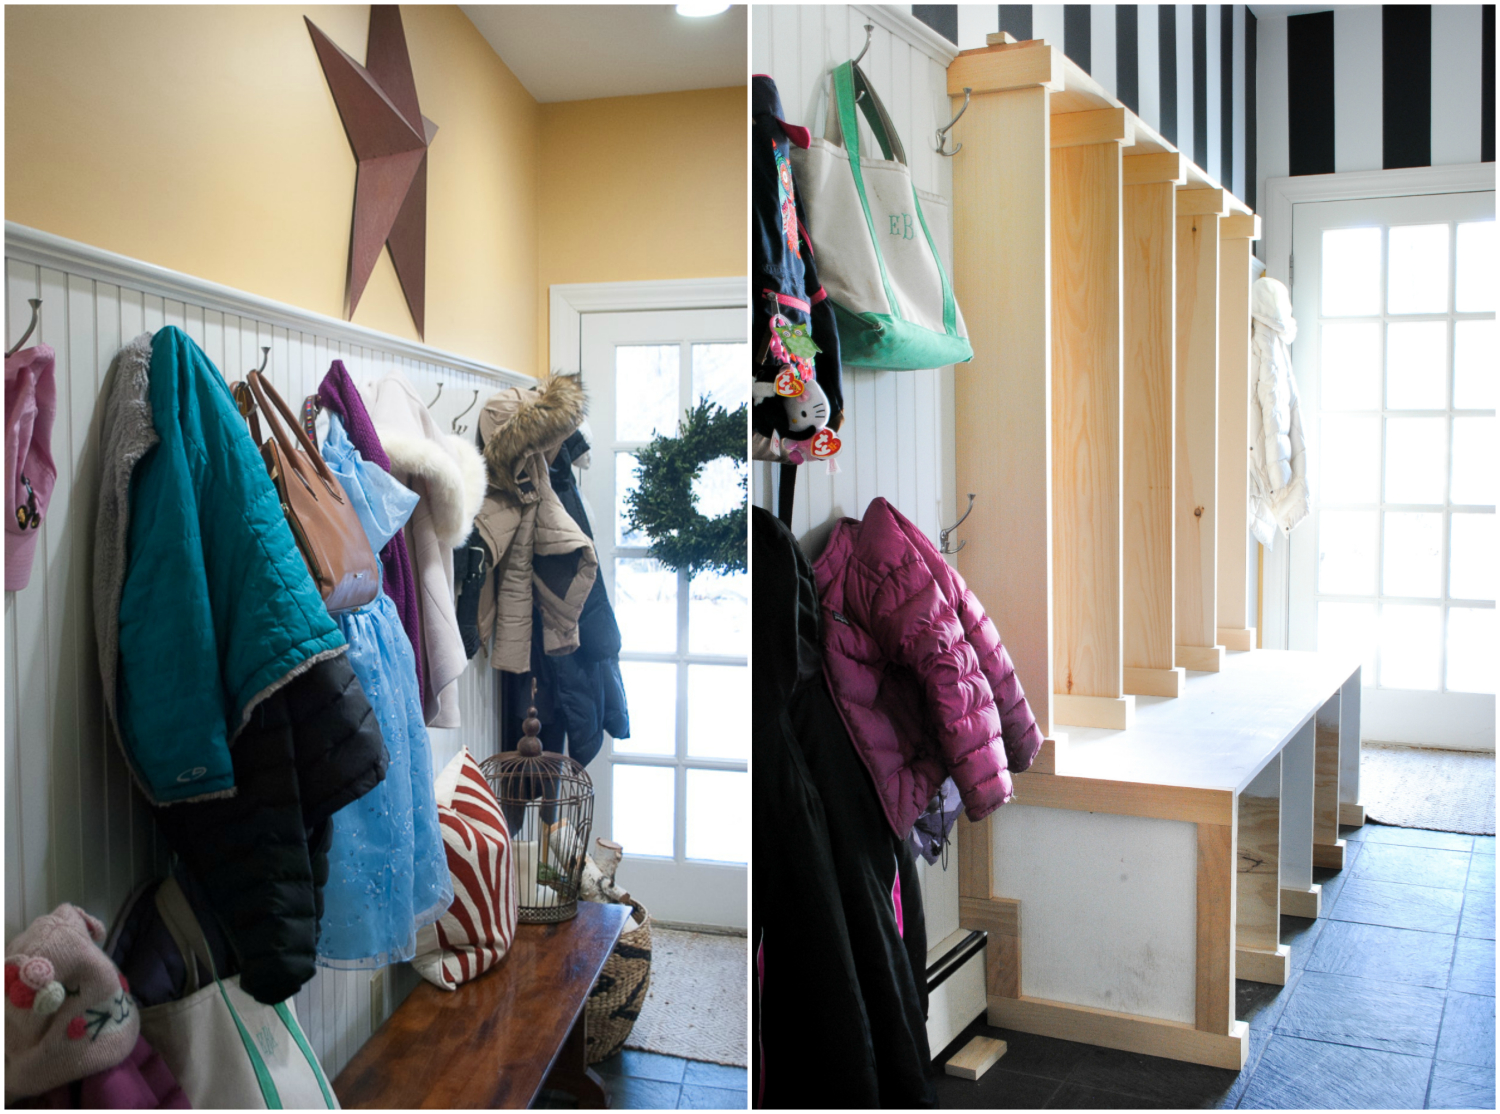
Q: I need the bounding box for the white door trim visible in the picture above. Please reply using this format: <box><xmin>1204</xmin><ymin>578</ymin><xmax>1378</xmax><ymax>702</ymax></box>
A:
<box><xmin>548</xmin><ymin>277</ymin><xmax>747</xmax><ymax>376</ymax></box>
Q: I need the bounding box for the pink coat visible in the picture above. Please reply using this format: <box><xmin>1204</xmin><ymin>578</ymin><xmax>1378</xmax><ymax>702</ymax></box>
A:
<box><xmin>813</xmin><ymin>498</ymin><xmax>1042</xmax><ymax>838</ymax></box>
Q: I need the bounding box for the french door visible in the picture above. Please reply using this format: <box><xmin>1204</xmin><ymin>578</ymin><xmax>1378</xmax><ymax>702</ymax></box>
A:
<box><xmin>578</xmin><ymin>307</ymin><xmax>748</xmax><ymax>927</ymax></box>
<box><xmin>1288</xmin><ymin>190</ymin><xmax>1495</xmax><ymax>748</ymax></box>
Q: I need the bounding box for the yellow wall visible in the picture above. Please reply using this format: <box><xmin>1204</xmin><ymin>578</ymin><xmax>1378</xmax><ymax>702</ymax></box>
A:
<box><xmin>536</xmin><ymin>86</ymin><xmax>747</xmax><ymax>371</ymax></box>
<box><xmin>5</xmin><ymin>5</ymin><xmax>539</xmax><ymax>372</ymax></box>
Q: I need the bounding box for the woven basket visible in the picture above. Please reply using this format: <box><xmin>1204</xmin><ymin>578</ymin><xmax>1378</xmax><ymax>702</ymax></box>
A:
<box><xmin>585</xmin><ymin>897</ymin><xmax>652</xmax><ymax>1064</ymax></box>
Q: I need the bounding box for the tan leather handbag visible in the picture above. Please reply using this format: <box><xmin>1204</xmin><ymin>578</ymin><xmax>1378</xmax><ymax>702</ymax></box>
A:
<box><xmin>233</xmin><ymin>370</ymin><xmax>379</xmax><ymax>613</ymax></box>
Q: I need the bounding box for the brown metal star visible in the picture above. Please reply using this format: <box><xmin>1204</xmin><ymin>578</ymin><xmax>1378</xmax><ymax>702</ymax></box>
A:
<box><xmin>306</xmin><ymin>6</ymin><xmax>437</xmax><ymax>337</ymax></box>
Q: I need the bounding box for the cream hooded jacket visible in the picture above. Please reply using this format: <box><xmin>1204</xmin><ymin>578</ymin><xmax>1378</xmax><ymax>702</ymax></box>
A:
<box><xmin>369</xmin><ymin>371</ymin><xmax>486</xmax><ymax>727</ymax></box>
<box><xmin>474</xmin><ymin>374</ymin><xmax>598</xmax><ymax>674</ymax></box>
<box><xmin>1249</xmin><ymin>277</ymin><xmax>1311</xmax><ymax>547</ymax></box>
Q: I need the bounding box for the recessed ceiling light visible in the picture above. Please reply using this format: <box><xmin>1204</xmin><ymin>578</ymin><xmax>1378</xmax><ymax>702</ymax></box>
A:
<box><xmin>676</xmin><ymin>1</ymin><xmax>730</xmax><ymax>16</ymax></box>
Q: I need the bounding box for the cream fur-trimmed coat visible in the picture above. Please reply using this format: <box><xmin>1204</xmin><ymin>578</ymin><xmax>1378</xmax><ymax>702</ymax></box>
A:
<box><xmin>1249</xmin><ymin>277</ymin><xmax>1310</xmax><ymax>548</ymax></box>
<box><xmin>475</xmin><ymin>374</ymin><xmax>598</xmax><ymax>674</ymax></box>
<box><xmin>369</xmin><ymin>371</ymin><xmax>486</xmax><ymax>727</ymax></box>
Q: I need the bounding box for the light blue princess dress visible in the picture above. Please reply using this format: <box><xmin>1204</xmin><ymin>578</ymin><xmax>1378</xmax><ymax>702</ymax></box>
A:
<box><xmin>316</xmin><ymin>412</ymin><xmax>453</xmax><ymax>969</ymax></box>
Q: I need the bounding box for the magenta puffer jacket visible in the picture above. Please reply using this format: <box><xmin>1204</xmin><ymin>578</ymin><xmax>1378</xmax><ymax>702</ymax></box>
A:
<box><xmin>813</xmin><ymin>498</ymin><xmax>1042</xmax><ymax>838</ymax></box>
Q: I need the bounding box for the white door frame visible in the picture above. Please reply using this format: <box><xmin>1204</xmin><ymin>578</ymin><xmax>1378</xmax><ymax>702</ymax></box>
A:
<box><xmin>1257</xmin><ymin>164</ymin><xmax>1495</xmax><ymax>652</ymax></box>
<box><xmin>549</xmin><ymin>277</ymin><xmax>748</xmax><ymax>377</ymax></box>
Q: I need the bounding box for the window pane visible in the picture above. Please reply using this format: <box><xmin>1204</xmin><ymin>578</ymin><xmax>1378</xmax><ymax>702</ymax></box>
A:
<box><xmin>1384</xmin><ymin>417</ymin><xmax>1447</xmax><ymax>504</ymax></box>
<box><xmin>1451</xmin><ymin>418</ymin><xmax>1496</xmax><ymax>506</ymax></box>
<box><xmin>693</xmin><ymin>456</ymin><xmax>746</xmax><ymax>520</ymax></box>
<box><xmin>1386</xmin><ymin>322</ymin><xmax>1447</xmax><ymax>409</ymax></box>
<box><xmin>689</xmin><ymin>569</ymin><xmax>748</xmax><ymax>655</ymax></box>
<box><xmin>1379</xmin><ymin>604</ymin><xmax>1441</xmax><ymax>690</ymax></box>
<box><xmin>1319</xmin><ymin>415</ymin><xmax>1381</xmax><ymax>503</ymax></box>
<box><xmin>687</xmin><ymin>664</ymin><xmax>748</xmax><ymax>760</ymax></box>
<box><xmin>1456</xmin><ymin>221</ymin><xmax>1496</xmax><ymax>313</ymax></box>
<box><xmin>616</xmin><ymin>452</ymin><xmax>648</xmax><ymax>546</ymax></box>
<box><xmin>1450</xmin><ymin>514</ymin><xmax>1497</xmax><ymax>601</ymax></box>
<box><xmin>615</xmin><ymin>662</ymin><xmax>676</xmax><ymax>756</ymax></box>
<box><xmin>693</xmin><ymin>343</ymin><xmax>749</xmax><ymax>411</ymax></box>
<box><xmin>1448</xmin><ymin>608</ymin><xmax>1496</xmax><ymax>693</ymax></box>
<box><xmin>1318</xmin><ymin>602</ymin><xmax>1377</xmax><ymax>682</ymax></box>
<box><xmin>615</xmin><ymin>345</ymin><xmax>680</xmax><ymax>441</ymax></box>
<box><xmin>686</xmin><ymin>769</ymin><xmax>748</xmax><ymax>864</ymax></box>
<box><xmin>1320</xmin><ymin>322</ymin><xmax>1382</xmax><ymax>410</ymax></box>
<box><xmin>1319</xmin><ymin>510</ymin><xmax>1378</xmax><ymax>595</ymax></box>
<box><xmin>1322</xmin><ymin>228</ymin><xmax>1382</xmax><ymax>316</ymax></box>
<box><xmin>615</xmin><ymin>557</ymin><xmax>677</xmax><ymax>653</ymax></box>
<box><xmin>1454</xmin><ymin>320</ymin><xmax>1497</xmax><ymax>410</ymax></box>
<box><xmin>1383</xmin><ymin>511</ymin><xmax>1442</xmax><ymax>598</ymax></box>
<box><xmin>1388</xmin><ymin>224</ymin><xmax>1449</xmax><ymax>314</ymax></box>
<box><xmin>612</xmin><ymin>765</ymin><xmax>674</xmax><ymax>858</ymax></box>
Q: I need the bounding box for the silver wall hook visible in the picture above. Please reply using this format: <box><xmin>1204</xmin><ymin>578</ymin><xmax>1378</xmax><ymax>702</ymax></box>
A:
<box><xmin>254</xmin><ymin>346</ymin><xmax>270</xmax><ymax>374</ymax></box>
<box><xmin>937</xmin><ymin>88</ymin><xmax>971</xmax><ymax>156</ymax></box>
<box><xmin>853</xmin><ymin>22</ymin><xmax>873</xmax><ymax>65</ymax></box>
<box><xmin>6</xmin><ymin>299</ymin><xmax>42</xmax><ymax>358</ymax></box>
<box><xmin>428</xmin><ymin>381</ymin><xmax>444</xmax><ymax>409</ymax></box>
<box><xmin>939</xmin><ymin>493</ymin><xmax>976</xmax><ymax>555</ymax></box>
<box><xmin>452</xmin><ymin>388</ymin><xmax>480</xmax><ymax>434</ymax></box>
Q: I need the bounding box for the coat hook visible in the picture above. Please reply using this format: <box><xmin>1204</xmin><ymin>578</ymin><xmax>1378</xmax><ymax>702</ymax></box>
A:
<box><xmin>254</xmin><ymin>346</ymin><xmax>270</xmax><ymax>374</ymax></box>
<box><xmin>428</xmin><ymin>381</ymin><xmax>444</xmax><ymax>409</ymax></box>
<box><xmin>937</xmin><ymin>88</ymin><xmax>971</xmax><ymax>156</ymax></box>
<box><xmin>853</xmin><ymin>22</ymin><xmax>873</xmax><ymax>65</ymax></box>
<box><xmin>6</xmin><ymin>299</ymin><xmax>42</xmax><ymax>359</ymax></box>
<box><xmin>939</xmin><ymin>493</ymin><xmax>976</xmax><ymax>555</ymax></box>
<box><xmin>452</xmin><ymin>388</ymin><xmax>480</xmax><ymax>434</ymax></box>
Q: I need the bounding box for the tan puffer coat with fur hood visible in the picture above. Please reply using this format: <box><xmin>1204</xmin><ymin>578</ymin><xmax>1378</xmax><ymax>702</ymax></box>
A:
<box><xmin>475</xmin><ymin>374</ymin><xmax>599</xmax><ymax>674</ymax></box>
<box><xmin>369</xmin><ymin>371</ymin><xmax>487</xmax><ymax>727</ymax></box>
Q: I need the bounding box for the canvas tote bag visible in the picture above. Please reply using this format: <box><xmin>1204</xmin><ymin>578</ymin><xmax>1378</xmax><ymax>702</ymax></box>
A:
<box><xmin>139</xmin><ymin>878</ymin><xmax>338</xmax><ymax>1110</ymax></box>
<box><xmin>790</xmin><ymin>60</ymin><xmax>973</xmax><ymax>371</ymax></box>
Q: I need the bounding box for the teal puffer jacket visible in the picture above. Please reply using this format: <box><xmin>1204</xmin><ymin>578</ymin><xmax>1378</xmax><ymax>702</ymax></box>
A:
<box><xmin>117</xmin><ymin>327</ymin><xmax>346</xmax><ymax>804</ymax></box>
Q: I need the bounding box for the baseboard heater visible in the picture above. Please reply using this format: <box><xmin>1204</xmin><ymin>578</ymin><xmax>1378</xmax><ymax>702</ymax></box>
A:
<box><xmin>925</xmin><ymin>929</ymin><xmax>988</xmax><ymax>1059</ymax></box>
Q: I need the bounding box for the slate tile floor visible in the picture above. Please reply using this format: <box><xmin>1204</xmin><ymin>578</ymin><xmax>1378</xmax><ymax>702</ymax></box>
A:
<box><xmin>594</xmin><ymin>1050</ymin><xmax>748</xmax><ymax>1109</ymax></box>
<box><xmin>933</xmin><ymin>823</ymin><xmax>1496</xmax><ymax>1110</ymax></box>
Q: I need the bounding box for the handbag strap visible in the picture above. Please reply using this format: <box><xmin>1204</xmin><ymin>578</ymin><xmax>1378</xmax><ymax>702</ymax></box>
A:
<box><xmin>823</xmin><ymin>61</ymin><xmax>905</xmax><ymax>166</ymax></box>
<box><xmin>245</xmin><ymin>370</ymin><xmax>347</xmax><ymax>506</ymax></box>
<box><xmin>777</xmin><ymin>462</ymin><xmax>797</xmax><ymax>527</ymax></box>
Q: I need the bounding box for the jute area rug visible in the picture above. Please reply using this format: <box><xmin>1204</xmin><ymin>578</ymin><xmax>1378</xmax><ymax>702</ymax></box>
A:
<box><xmin>624</xmin><ymin>928</ymin><xmax>748</xmax><ymax>1067</ymax></box>
<box><xmin>1362</xmin><ymin>743</ymin><xmax>1496</xmax><ymax>835</ymax></box>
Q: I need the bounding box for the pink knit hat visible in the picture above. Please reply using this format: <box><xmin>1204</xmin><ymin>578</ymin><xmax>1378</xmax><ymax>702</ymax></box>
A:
<box><xmin>4</xmin><ymin>904</ymin><xmax>139</xmax><ymax>1100</ymax></box>
<box><xmin>5</xmin><ymin>345</ymin><xmax>57</xmax><ymax>591</ymax></box>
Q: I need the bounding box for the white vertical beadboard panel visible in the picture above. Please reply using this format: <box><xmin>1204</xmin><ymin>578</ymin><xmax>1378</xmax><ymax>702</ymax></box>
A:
<box><xmin>1430</xmin><ymin>5</ymin><xmax>1484</xmax><ymax>167</ymax></box>
<box><xmin>1092</xmin><ymin>4</ymin><xmax>1117</xmax><ymax>101</ymax></box>
<box><xmin>1257</xmin><ymin>14</ymin><xmax>1290</xmax><ymax>222</ymax></box>
<box><xmin>1177</xmin><ymin>4</ymin><xmax>1195</xmax><ymax>167</ymax></box>
<box><xmin>1233</xmin><ymin>6</ymin><xmax>1247</xmax><ymax>203</ymax></box>
<box><xmin>751</xmin><ymin>2</ymin><xmax>773</xmax><ymax>73</ymax></box>
<box><xmin>4</xmin><ymin>245</ymin><xmax>507</xmax><ymax>1084</ymax></box>
<box><xmin>1333</xmin><ymin>6</ymin><xmax>1383</xmax><ymax>174</ymax></box>
<box><xmin>1033</xmin><ymin>5</ymin><xmax>1067</xmax><ymax>52</ymax></box>
<box><xmin>1140</xmin><ymin>5</ymin><xmax>1161</xmax><ymax>134</ymax></box>
<box><xmin>1206</xmin><ymin>4</ymin><xmax>1221</xmax><ymax>184</ymax></box>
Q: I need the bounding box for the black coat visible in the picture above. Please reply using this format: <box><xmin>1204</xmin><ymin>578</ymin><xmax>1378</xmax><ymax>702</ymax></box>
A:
<box><xmin>501</xmin><ymin>431</ymin><xmax>628</xmax><ymax>768</ymax></box>
<box><xmin>152</xmin><ymin>652</ymin><xmax>386</xmax><ymax>1005</ymax></box>
<box><xmin>753</xmin><ymin>507</ymin><xmax>934</xmax><ymax>1109</ymax></box>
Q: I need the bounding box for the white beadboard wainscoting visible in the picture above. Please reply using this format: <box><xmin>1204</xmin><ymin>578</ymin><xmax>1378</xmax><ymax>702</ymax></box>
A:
<box><xmin>752</xmin><ymin>5</ymin><xmax>973</xmax><ymax>1041</ymax></box>
<box><xmin>3</xmin><ymin>223</ymin><xmax>529</xmax><ymax>1082</ymax></box>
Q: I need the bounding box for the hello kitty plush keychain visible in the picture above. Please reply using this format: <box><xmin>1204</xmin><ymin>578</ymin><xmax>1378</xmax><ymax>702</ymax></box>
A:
<box><xmin>761</xmin><ymin>293</ymin><xmax>842</xmax><ymax>468</ymax></box>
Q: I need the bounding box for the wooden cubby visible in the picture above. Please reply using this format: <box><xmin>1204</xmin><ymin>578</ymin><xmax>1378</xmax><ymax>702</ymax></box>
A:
<box><xmin>945</xmin><ymin>35</ymin><xmax>1364</xmax><ymax>1070</ymax></box>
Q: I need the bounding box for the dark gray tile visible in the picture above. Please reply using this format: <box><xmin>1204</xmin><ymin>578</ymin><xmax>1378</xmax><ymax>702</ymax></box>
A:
<box><xmin>1213</xmin><ymin>1025</ymin><xmax>1272</xmax><ymax>1110</ymax></box>
<box><xmin>1343</xmin><ymin>823</ymin><xmax>1374</xmax><ymax>842</ymax></box>
<box><xmin>1064</xmin><ymin>1045</ymin><xmax>1239</xmax><ymax>1107</ymax></box>
<box><xmin>1436</xmin><ymin>992</ymin><xmax>1496</xmax><ymax>1069</ymax></box>
<box><xmin>935</xmin><ymin>1066</ymin><xmax>1063</xmax><ymax>1109</ymax></box>
<box><xmin>1282</xmin><ymin>914</ymin><xmax>1325</xmax><ymax>972</ymax></box>
<box><xmin>1237</xmin><ymin>1034</ymin><xmax>1431</xmax><ymax>1109</ymax></box>
<box><xmin>1329</xmin><ymin>878</ymin><xmax>1466</xmax><ymax>934</ymax></box>
<box><xmin>945</xmin><ymin>1024</ymin><xmax>1093</xmax><ymax>1082</ymax></box>
<box><xmin>597</xmin><ymin>1049</ymin><xmax>688</xmax><ymax>1083</ymax></box>
<box><xmin>1449</xmin><ymin>935</ymin><xmax>1496</xmax><ymax>997</ymax></box>
<box><xmin>1305</xmin><ymin>920</ymin><xmax>1457</xmax><ymax>989</ymax></box>
<box><xmin>678</xmin><ymin>1084</ymin><xmax>746</xmax><ymax>1109</ymax></box>
<box><xmin>1352</xmin><ymin>842</ymin><xmax>1473</xmax><ymax>890</ymax></box>
<box><xmin>1275</xmin><ymin>970</ymin><xmax>1446</xmax><ymax>1054</ymax></box>
<box><xmin>1238</xmin><ymin>973</ymin><xmax>1299</xmax><ymax>1032</ymax></box>
<box><xmin>1461</xmin><ymin>890</ymin><xmax>1495</xmax><ymax>940</ymax></box>
<box><xmin>1426</xmin><ymin>1059</ymin><xmax>1496</xmax><ymax>1109</ymax></box>
<box><xmin>607</xmin><ymin>1076</ymin><xmax>682</xmax><ymax>1110</ymax></box>
<box><xmin>1045</xmin><ymin>1082</ymin><xmax>1159</xmax><ymax>1108</ymax></box>
<box><xmin>1359</xmin><ymin>824</ymin><xmax>1476</xmax><ymax>853</ymax></box>
<box><xmin>1315</xmin><ymin>863</ymin><xmax>1357</xmax><ymax>909</ymax></box>
<box><xmin>682</xmin><ymin>1062</ymin><xmax>747</xmax><ymax>1090</ymax></box>
<box><xmin>1473</xmin><ymin>837</ymin><xmax>1495</xmax><ymax>854</ymax></box>
<box><xmin>1467</xmin><ymin>855</ymin><xmax>1495</xmax><ymax>893</ymax></box>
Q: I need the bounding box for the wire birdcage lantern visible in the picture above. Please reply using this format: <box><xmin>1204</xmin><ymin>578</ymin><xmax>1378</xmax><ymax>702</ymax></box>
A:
<box><xmin>480</xmin><ymin>684</ymin><xmax>595</xmax><ymax>923</ymax></box>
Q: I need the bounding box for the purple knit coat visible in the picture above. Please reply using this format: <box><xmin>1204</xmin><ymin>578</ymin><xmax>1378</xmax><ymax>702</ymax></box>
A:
<box><xmin>318</xmin><ymin>360</ymin><xmax>424</xmax><ymax>695</ymax></box>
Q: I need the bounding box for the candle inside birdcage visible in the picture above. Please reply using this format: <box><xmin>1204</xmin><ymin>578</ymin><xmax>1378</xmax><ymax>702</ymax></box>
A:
<box><xmin>481</xmin><ymin>685</ymin><xmax>595</xmax><ymax>922</ymax></box>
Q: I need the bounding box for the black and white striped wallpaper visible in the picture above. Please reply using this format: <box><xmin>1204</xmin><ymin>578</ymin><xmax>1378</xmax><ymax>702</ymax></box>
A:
<box><xmin>908</xmin><ymin>5</ymin><xmax>1497</xmax><ymax>218</ymax></box>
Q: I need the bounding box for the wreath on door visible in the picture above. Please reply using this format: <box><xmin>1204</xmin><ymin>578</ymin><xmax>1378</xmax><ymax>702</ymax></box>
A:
<box><xmin>623</xmin><ymin>401</ymin><xmax>748</xmax><ymax>577</ymax></box>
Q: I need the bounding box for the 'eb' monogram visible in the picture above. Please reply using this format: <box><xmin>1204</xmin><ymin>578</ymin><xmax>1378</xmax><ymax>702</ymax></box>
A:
<box><xmin>888</xmin><ymin>213</ymin><xmax>915</xmax><ymax>240</ymax></box>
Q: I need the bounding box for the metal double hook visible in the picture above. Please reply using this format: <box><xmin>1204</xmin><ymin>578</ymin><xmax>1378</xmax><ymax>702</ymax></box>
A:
<box><xmin>939</xmin><ymin>493</ymin><xmax>976</xmax><ymax>555</ymax></box>
<box><xmin>253</xmin><ymin>346</ymin><xmax>270</xmax><ymax>375</ymax></box>
<box><xmin>6</xmin><ymin>299</ymin><xmax>42</xmax><ymax>358</ymax></box>
<box><xmin>852</xmin><ymin>24</ymin><xmax>873</xmax><ymax>102</ymax></box>
<box><xmin>452</xmin><ymin>389</ymin><xmax>480</xmax><ymax>435</ymax></box>
<box><xmin>937</xmin><ymin>88</ymin><xmax>971</xmax><ymax>157</ymax></box>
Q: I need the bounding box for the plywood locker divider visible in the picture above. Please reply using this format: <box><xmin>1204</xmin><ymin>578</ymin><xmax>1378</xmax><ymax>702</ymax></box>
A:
<box><xmin>1217</xmin><ymin>213</ymin><xmax>1261</xmax><ymax>653</ymax></box>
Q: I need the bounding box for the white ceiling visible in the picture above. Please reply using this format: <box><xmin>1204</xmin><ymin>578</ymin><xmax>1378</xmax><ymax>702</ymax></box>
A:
<box><xmin>460</xmin><ymin>4</ymin><xmax>746</xmax><ymax>104</ymax></box>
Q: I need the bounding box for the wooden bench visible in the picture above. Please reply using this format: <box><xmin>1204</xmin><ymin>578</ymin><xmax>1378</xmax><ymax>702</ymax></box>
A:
<box><xmin>334</xmin><ymin>901</ymin><xmax>631</xmax><ymax>1108</ymax></box>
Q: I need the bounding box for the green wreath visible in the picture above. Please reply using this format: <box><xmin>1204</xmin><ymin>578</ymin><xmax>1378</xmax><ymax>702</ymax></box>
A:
<box><xmin>624</xmin><ymin>401</ymin><xmax>748</xmax><ymax>577</ymax></box>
